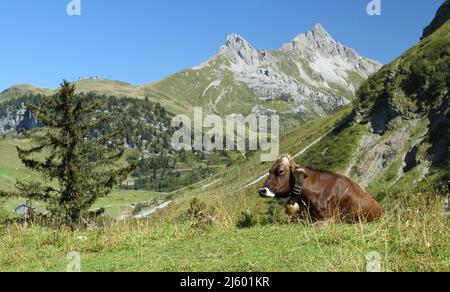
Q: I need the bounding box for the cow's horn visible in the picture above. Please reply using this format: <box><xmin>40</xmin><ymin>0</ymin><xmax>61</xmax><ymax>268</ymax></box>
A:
<box><xmin>295</xmin><ymin>168</ymin><xmax>307</xmax><ymax>176</ymax></box>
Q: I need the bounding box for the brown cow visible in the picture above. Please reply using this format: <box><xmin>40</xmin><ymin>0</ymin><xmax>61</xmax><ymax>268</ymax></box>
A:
<box><xmin>259</xmin><ymin>155</ymin><xmax>382</xmax><ymax>223</ymax></box>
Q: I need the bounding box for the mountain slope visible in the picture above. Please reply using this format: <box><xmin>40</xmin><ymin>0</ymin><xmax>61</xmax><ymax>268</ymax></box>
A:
<box><xmin>0</xmin><ymin>79</ymin><xmax>192</xmax><ymax>116</ymax></box>
<box><xmin>423</xmin><ymin>0</ymin><xmax>449</xmax><ymax>38</ymax></box>
<box><xmin>148</xmin><ymin>24</ymin><xmax>381</xmax><ymax>120</ymax></box>
<box><xmin>0</xmin><ymin>84</ymin><xmax>53</xmax><ymax>102</ymax></box>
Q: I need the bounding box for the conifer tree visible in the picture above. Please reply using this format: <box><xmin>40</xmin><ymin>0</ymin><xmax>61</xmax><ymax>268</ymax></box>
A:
<box><xmin>0</xmin><ymin>80</ymin><xmax>135</xmax><ymax>226</ymax></box>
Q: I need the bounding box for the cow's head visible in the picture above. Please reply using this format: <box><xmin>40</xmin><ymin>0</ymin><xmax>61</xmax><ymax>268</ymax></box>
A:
<box><xmin>259</xmin><ymin>155</ymin><xmax>305</xmax><ymax>199</ymax></box>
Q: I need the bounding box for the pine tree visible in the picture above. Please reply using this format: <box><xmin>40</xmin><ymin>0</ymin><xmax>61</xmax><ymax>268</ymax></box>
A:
<box><xmin>0</xmin><ymin>80</ymin><xmax>136</xmax><ymax>226</ymax></box>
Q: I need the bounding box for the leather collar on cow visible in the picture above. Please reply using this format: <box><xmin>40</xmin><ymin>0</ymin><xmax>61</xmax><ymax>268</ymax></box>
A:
<box><xmin>288</xmin><ymin>175</ymin><xmax>304</xmax><ymax>205</ymax></box>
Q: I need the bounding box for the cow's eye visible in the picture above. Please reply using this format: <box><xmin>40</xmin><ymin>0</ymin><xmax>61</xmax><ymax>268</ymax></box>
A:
<box><xmin>278</xmin><ymin>170</ymin><xmax>285</xmax><ymax>176</ymax></box>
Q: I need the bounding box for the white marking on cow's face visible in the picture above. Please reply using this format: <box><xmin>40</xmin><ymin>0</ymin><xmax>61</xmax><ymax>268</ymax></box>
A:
<box><xmin>260</xmin><ymin>187</ymin><xmax>276</xmax><ymax>198</ymax></box>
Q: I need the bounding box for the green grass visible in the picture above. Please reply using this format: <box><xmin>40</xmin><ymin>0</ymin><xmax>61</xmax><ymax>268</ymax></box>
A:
<box><xmin>93</xmin><ymin>190</ymin><xmax>166</xmax><ymax>218</ymax></box>
<box><xmin>357</xmin><ymin>21</ymin><xmax>449</xmax><ymax>118</ymax></box>
<box><xmin>297</xmin><ymin>123</ymin><xmax>366</xmax><ymax>172</ymax></box>
<box><xmin>261</xmin><ymin>99</ymin><xmax>295</xmax><ymax>112</ymax></box>
<box><xmin>346</xmin><ymin>70</ymin><xmax>367</xmax><ymax>86</ymax></box>
<box><xmin>0</xmin><ymin>139</ymin><xmax>42</xmax><ymax>191</ymax></box>
<box><xmin>0</xmin><ymin>192</ymin><xmax>448</xmax><ymax>272</ymax></box>
<box><xmin>0</xmin><ymin>84</ymin><xmax>53</xmax><ymax>103</ymax></box>
<box><xmin>149</xmin><ymin>55</ymin><xmax>259</xmax><ymax>117</ymax></box>
<box><xmin>2</xmin><ymin>188</ymin><xmax>165</xmax><ymax>219</ymax></box>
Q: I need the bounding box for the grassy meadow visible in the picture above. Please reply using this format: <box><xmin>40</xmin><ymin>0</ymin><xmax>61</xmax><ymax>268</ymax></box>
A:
<box><xmin>0</xmin><ymin>191</ymin><xmax>448</xmax><ymax>272</ymax></box>
<box><xmin>0</xmin><ymin>107</ymin><xmax>448</xmax><ymax>272</ymax></box>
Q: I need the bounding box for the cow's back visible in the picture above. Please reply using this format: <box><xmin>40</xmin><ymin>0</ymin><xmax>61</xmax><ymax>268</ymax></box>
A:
<box><xmin>302</xmin><ymin>167</ymin><xmax>382</xmax><ymax>222</ymax></box>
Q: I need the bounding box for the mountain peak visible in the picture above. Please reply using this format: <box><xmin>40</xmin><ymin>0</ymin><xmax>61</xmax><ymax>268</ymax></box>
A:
<box><xmin>282</xmin><ymin>23</ymin><xmax>338</xmax><ymax>51</ymax></box>
<box><xmin>222</xmin><ymin>33</ymin><xmax>255</xmax><ymax>53</ymax></box>
<box><xmin>225</xmin><ymin>33</ymin><xmax>249</xmax><ymax>44</ymax></box>
<box><xmin>219</xmin><ymin>33</ymin><xmax>261</xmax><ymax>66</ymax></box>
<box><xmin>280</xmin><ymin>23</ymin><xmax>337</xmax><ymax>54</ymax></box>
<box><xmin>301</xmin><ymin>23</ymin><xmax>334</xmax><ymax>43</ymax></box>
<box><xmin>311</xmin><ymin>23</ymin><xmax>328</xmax><ymax>35</ymax></box>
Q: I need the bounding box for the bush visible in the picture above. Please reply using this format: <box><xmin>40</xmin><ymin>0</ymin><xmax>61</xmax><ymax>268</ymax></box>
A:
<box><xmin>184</xmin><ymin>198</ymin><xmax>219</xmax><ymax>229</ymax></box>
<box><xmin>236</xmin><ymin>210</ymin><xmax>259</xmax><ymax>229</ymax></box>
<box><xmin>259</xmin><ymin>200</ymin><xmax>291</xmax><ymax>226</ymax></box>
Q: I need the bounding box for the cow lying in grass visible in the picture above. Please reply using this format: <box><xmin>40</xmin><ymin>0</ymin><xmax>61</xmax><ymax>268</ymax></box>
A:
<box><xmin>259</xmin><ymin>155</ymin><xmax>382</xmax><ymax>223</ymax></box>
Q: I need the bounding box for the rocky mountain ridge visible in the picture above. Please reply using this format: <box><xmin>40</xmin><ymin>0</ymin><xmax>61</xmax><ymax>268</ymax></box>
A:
<box><xmin>176</xmin><ymin>24</ymin><xmax>382</xmax><ymax>119</ymax></box>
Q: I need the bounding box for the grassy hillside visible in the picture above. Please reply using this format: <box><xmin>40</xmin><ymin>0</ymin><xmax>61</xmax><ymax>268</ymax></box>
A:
<box><xmin>2</xmin><ymin>98</ymin><xmax>444</xmax><ymax>220</ymax></box>
<box><xmin>0</xmin><ymin>84</ymin><xmax>53</xmax><ymax>102</ymax></box>
<box><xmin>0</xmin><ymin>79</ymin><xmax>192</xmax><ymax>116</ymax></box>
<box><xmin>147</xmin><ymin>57</ymin><xmax>353</xmax><ymax>128</ymax></box>
<box><xmin>0</xmin><ymin>139</ymin><xmax>42</xmax><ymax>191</ymax></box>
<box><xmin>354</xmin><ymin>20</ymin><xmax>449</xmax><ymax>193</ymax></box>
<box><xmin>73</xmin><ymin>79</ymin><xmax>193</xmax><ymax>115</ymax></box>
<box><xmin>0</xmin><ymin>105</ymin><xmax>368</xmax><ymax>220</ymax></box>
<box><xmin>357</xmin><ymin>21</ymin><xmax>449</xmax><ymax>118</ymax></box>
<box><xmin>0</xmin><ymin>191</ymin><xmax>448</xmax><ymax>272</ymax></box>
<box><xmin>423</xmin><ymin>0</ymin><xmax>449</xmax><ymax>38</ymax></box>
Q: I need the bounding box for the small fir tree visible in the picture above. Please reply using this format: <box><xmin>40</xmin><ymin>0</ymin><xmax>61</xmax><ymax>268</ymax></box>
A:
<box><xmin>0</xmin><ymin>80</ymin><xmax>135</xmax><ymax>226</ymax></box>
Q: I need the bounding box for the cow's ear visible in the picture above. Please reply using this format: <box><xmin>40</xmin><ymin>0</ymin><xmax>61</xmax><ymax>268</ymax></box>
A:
<box><xmin>294</xmin><ymin>168</ymin><xmax>308</xmax><ymax>178</ymax></box>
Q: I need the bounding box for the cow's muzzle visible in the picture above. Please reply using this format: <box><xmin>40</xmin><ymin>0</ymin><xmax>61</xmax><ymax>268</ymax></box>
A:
<box><xmin>259</xmin><ymin>187</ymin><xmax>276</xmax><ymax>198</ymax></box>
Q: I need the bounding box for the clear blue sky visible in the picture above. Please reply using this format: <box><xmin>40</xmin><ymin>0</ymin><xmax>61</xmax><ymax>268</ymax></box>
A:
<box><xmin>0</xmin><ymin>0</ymin><xmax>444</xmax><ymax>91</ymax></box>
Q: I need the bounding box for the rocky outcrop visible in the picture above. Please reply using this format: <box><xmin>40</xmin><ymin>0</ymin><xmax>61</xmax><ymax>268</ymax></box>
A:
<box><xmin>219</xmin><ymin>34</ymin><xmax>263</xmax><ymax>67</ymax></box>
<box><xmin>354</xmin><ymin>128</ymin><xmax>410</xmax><ymax>188</ymax></box>
<box><xmin>17</xmin><ymin>109</ymin><xmax>39</xmax><ymax>132</ymax></box>
<box><xmin>0</xmin><ymin>105</ymin><xmax>39</xmax><ymax>133</ymax></box>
